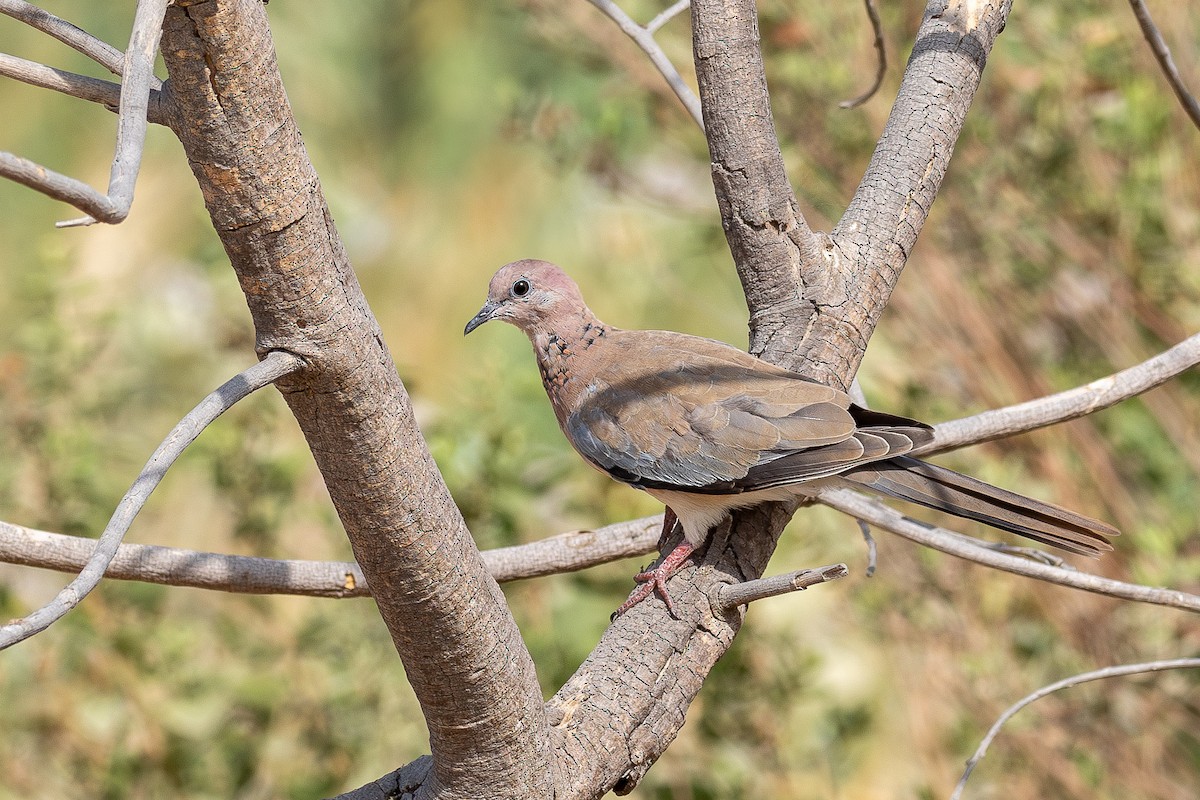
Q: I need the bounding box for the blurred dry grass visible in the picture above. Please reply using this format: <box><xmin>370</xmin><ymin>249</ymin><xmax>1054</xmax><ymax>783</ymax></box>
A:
<box><xmin>0</xmin><ymin>1</ymin><xmax>1197</xmax><ymax>798</ymax></box>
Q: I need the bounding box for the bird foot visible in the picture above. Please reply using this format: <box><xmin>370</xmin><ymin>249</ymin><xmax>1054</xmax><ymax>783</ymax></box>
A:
<box><xmin>611</xmin><ymin>541</ymin><xmax>695</xmax><ymax>620</ymax></box>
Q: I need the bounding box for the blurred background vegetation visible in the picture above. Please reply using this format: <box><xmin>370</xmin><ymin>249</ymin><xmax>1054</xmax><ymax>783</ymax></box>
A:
<box><xmin>1</xmin><ymin>0</ymin><xmax>1198</xmax><ymax>797</ymax></box>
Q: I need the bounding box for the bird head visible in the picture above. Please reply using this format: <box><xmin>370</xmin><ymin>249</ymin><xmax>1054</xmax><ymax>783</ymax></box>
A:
<box><xmin>464</xmin><ymin>259</ymin><xmax>586</xmax><ymax>336</ymax></box>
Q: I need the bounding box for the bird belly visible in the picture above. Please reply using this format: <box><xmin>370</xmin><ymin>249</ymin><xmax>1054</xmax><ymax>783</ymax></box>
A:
<box><xmin>646</xmin><ymin>485</ymin><xmax>810</xmax><ymax>546</ymax></box>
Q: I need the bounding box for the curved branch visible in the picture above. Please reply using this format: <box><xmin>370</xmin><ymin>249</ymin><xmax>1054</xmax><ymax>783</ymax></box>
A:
<box><xmin>818</xmin><ymin>488</ymin><xmax>1200</xmax><ymax>613</ymax></box>
<box><xmin>0</xmin><ymin>51</ymin><xmax>114</xmax><ymax>103</ymax></box>
<box><xmin>585</xmin><ymin>0</ymin><xmax>704</xmax><ymax>130</ymax></box>
<box><xmin>0</xmin><ymin>516</ymin><xmax>662</xmax><ymax>597</ymax></box>
<box><xmin>0</xmin><ymin>0</ymin><xmax>131</xmax><ymax>79</ymax></box>
<box><xmin>646</xmin><ymin>0</ymin><xmax>690</xmax><ymax>34</ymax></box>
<box><xmin>0</xmin><ymin>351</ymin><xmax>304</xmax><ymax>652</ymax></box>
<box><xmin>691</xmin><ymin>0</ymin><xmax>825</xmax><ymax>369</ymax></box>
<box><xmin>56</xmin><ymin>0</ymin><xmax>168</xmax><ymax>227</ymax></box>
<box><xmin>839</xmin><ymin>0</ymin><xmax>887</xmax><ymax>109</ymax></box>
<box><xmin>0</xmin><ymin>0</ymin><xmax>169</xmax><ymax>226</ymax></box>
<box><xmin>0</xmin><ymin>52</ymin><xmax>170</xmax><ymax>122</ymax></box>
<box><xmin>952</xmin><ymin>658</ymin><xmax>1200</xmax><ymax>799</ymax></box>
<box><xmin>923</xmin><ymin>331</ymin><xmax>1200</xmax><ymax>454</ymax></box>
<box><xmin>826</xmin><ymin>0</ymin><xmax>1013</xmax><ymax>387</ymax></box>
<box><xmin>716</xmin><ymin>563</ymin><xmax>848</xmax><ymax>609</ymax></box>
<box><xmin>159</xmin><ymin>2</ymin><xmax>554</xmax><ymax>794</ymax></box>
<box><xmin>1128</xmin><ymin>0</ymin><xmax>1200</xmax><ymax>131</ymax></box>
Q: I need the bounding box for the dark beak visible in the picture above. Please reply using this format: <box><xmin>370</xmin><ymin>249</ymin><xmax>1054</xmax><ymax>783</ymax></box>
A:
<box><xmin>464</xmin><ymin>300</ymin><xmax>500</xmax><ymax>335</ymax></box>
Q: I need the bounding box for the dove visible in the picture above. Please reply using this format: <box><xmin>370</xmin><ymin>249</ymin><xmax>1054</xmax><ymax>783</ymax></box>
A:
<box><xmin>465</xmin><ymin>259</ymin><xmax>1117</xmax><ymax>617</ymax></box>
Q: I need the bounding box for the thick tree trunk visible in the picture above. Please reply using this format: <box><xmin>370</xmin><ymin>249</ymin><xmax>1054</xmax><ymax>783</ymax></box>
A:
<box><xmin>152</xmin><ymin>0</ymin><xmax>1014</xmax><ymax>797</ymax></box>
<box><xmin>158</xmin><ymin>2</ymin><xmax>554</xmax><ymax>797</ymax></box>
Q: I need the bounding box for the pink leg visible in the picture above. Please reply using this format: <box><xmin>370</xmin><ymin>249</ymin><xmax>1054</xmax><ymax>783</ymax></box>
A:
<box><xmin>612</xmin><ymin>508</ymin><xmax>694</xmax><ymax>619</ymax></box>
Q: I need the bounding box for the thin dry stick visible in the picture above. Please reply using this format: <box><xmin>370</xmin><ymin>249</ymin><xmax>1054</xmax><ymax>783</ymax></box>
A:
<box><xmin>585</xmin><ymin>0</ymin><xmax>704</xmax><ymax>130</ymax></box>
<box><xmin>646</xmin><ymin>0</ymin><xmax>690</xmax><ymax>34</ymax></box>
<box><xmin>57</xmin><ymin>0</ymin><xmax>170</xmax><ymax>227</ymax></box>
<box><xmin>951</xmin><ymin>658</ymin><xmax>1200</xmax><ymax>800</ymax></box>
<box><xmin>922</xmin><ymin>331</ymin><xmax>1200</xmax><ymax>455</ymax></box>
<box><xmin>1128</xmin><ymin>0</ymin><xmax>1200</xmax><ymax>131</ymax></box>
<box><xmin>0</xmin><ymin>51</ymin><xmax>121</xmax><ymax>105</ymax></box>
<box><xmin>0</xmin><ymin>351</ymin><xmax>304</xmax><ymax>651</ymax></box>
<box><xmin>840</xmin><ymin>0</ymin><xmax>886</xmax><ymax>109</ymax></box>
<box><xmin>818</xmin><ymin>487</ymin><xmax>1200</xmax><ymax>613</ymax></box>
<box><xmin>0</xmin><ymin>0</ymin><xmax>129</xmax><ymax>78</ymax></box>
<box><xmin>0</xmin><ymin>52</ymin><xmax>169</xmax><ymax>124</ymax></box>
<box><xmin>0</xmin><ymin>516</ymin><xmax>662</xmax><ymax>597</ymax></box>
<box><xmin>717</xmin><ymin>563</ymin><xmax>848</xmax><ymax>609</ymax></box>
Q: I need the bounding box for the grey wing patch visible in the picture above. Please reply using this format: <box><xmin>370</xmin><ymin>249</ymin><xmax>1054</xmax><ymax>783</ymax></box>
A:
<box><xmin>722</xmin><ymin>423</ymin><xmax>934</xmax><ymax>493</ymax></box>
<box><xmin>565</xmin><ymin>394</ymin><xmax>754</xmax><ymax>489</ymax></box>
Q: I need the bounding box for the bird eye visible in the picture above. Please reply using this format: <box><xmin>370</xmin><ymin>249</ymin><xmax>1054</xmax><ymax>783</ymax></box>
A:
<box><xmin>511</xmin><ymin>279</ymin><xmax>531</xmax><ymax>297</ymax></box>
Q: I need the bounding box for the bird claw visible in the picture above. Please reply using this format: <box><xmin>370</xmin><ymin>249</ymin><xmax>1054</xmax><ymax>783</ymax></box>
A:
<box><xmin>612</xmin><ymin>565</ymin><xmax>679</xmax><ymax>620</ymax></box>
<box><xmin>610</xmin><ymin>540</ymin><xmax>695</xmax><ymax>621</ymax></box>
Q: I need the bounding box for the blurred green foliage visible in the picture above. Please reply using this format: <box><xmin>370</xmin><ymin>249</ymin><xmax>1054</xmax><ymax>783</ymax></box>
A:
<box><xmin>1</xmin><ymin>1</ymin><xmax>1198</xmax><ymax>798</ymax></box>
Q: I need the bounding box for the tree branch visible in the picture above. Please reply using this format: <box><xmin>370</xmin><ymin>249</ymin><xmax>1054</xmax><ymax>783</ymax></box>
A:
<box><xmin>584</xmin><ymin>0</ymin><xmax>704</xmax><ymax>130</ymax></box>
<box><xmin>818</xmin><ymin>487</ymin><xmax>1200</xmax><ymax>613</ymax></box>
<box><xmin>0</xmin><ymin>0</ymin><xmax>169</xmax><ymax>226</ymax></box>
<box><xmin>0</xmin><ymin>52</ymin><xmax>170</xmax><ymax>124</ymax></box>
<box><xmin>825</xmin><ymin>0</ymin><xmax>1013</xmax><ymax>388</ymax></box>
<box><xmin>0</xmin><ymin>51</ymin><xmax>116</xmax><ymax>105</ymax></box>
<box><xmin>0</xmin><ymin>516</ymin><xmax>662</xmax><ymax>597</ymax></box>
<box><xmin>0</xmin><ymin>351</ymin><xmax>303</xmax><ymax>652</ymax></box>
<box><xmin>952</xmin><ymin>658</ymin><xmax>1200</xmax><ymax>799</ymax></box>
<box><xmin>646</xmin><ymin>0</ymin><xmax>690</xmax><ymax>35</ymax></box>
<box><xmin>0</xmin><ymin>0</ymin><xmax>136</xmax><ymax>80</ymax></box>
<box><xmin>56</xmin><ymin>0</ymin><xmax>168</xmax><ymax>226</ymax></box>
<box><xmin>839</xmin><ymin>0</ymin><xmax>887</xmax><ymax>109</ymax></box>
<box><xmin>691</xmin><ymin>0</ymin><xmax>826</xmax><ymax>369</ymax></box>
<box><xmin>1127</xmin><ymin>0</ymin><xmax>1200</xmax><ymax>131</ymax></box>
<box><xmin>716</xmin><ymin>563</ymin><xmax>848</xmax><ymax>609</ymax></box>
<box><xmin>923</xmin><ymin>331</ymin><xmax>1200</xmax><ymax>454</ymax></box>
<box><xmin>159</xmin><ymin>1</ymin><xmax>553</xmax><ymax>794</ymax></box>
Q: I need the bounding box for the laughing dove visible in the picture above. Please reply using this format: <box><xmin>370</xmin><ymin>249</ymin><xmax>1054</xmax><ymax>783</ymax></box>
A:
<box><xmin>465</xmin><ymin>259</ymin><xmax>1117</xmax><ymax>616</ymax></box>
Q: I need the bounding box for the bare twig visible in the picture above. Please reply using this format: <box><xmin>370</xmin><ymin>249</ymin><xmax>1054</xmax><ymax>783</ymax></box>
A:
<box><xmin>818</xmin><ymin>488</ymin><xmax>1200</xmax><ymax>613</ymax></box>
<box><xmin>585</xmin><ymin>0</ymin><xmax>704</xmax><ymax>130</ymax></box>
<box><xmin>646</xmin><ymin>0</ymin><xmax>689</xmax><ymax>34</ymax></box>
<box><xmin>1127</xmin><ymin>0</ymin><xmax>1200</xmax><ymax>131</ymax></box>
<box><xmin>922</xmin><ymin>331</ymin><xmax>1200</xmax><ymax>455</ymax></box>
<box><xmin>0</xmin><ymin>351</ymin><xmax>304</xmax><ymax>651</ymax></box>
<box><xmin>0</xmin><ymin>51</ymin><xmax>120</xmax><ymax>105</ymax></box>
<box><xmin>55</xmin><ymin>0</ymin><xmax>170</xmax><ymax>227</ymax></box>
<box><xmin>0</xmin><ymin>0</ymin><xmax>131</xmax><ymax>78</ymax></box>
<box><xmin>839</xmin><ymin>0</ymin><xmax>886</xmax><ymax>109</ymax></box>
<box><xmin>952</xmin><ymin>658</ymin><xmax>1200</xmax><ymax>799</ymax></box>
<box><xmin>717</xmin><ymin>563</ymin><xmax>848</xmax><ymax>609</ymax></box>
<box><xmin>0</xmin><ymin>151</ymin><xmax>123</xmax><ymax>219</ymax></box>
<box><xmin>0</xmin><ymin>516</ymin><xmax>662</xmax><ymax>597</ymax></box>
<box><xmin>0</xmin><ymin>52</ymin><xmax>169</xmax><ymax>124</ymax></box>
<box><xmin>857</xmin><ymin>519</ymin><xmax>877</xmax><ymax>576</ymax></box>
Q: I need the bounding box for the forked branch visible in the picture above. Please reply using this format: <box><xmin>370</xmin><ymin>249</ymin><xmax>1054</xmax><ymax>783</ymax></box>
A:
<box><xmin>0</xmin><ymin>0</ymin><xmax>169</xmax><ymax>225</ymax></box>
<box><xmin>839</xmin><ymin>0</ymin><xmax>887</xmax><ymax>109</ymax></box>
<box><xmin>0</xmin><ymin>351</ymin><xmax>304</xmax><ymax>652</ymax></box>
<box><xmin>925</xmin><ymin>331</ymin><xmax>1200</xmax><ymax>454</ymax></box>
<box><xmin>0</xmin><ymin>516</ymin><xmax>662</xmax><ymax>597</ymax></box>
<box><xmin>952</xmin><ymin>658</ymin><xmax>1200</xmax><ymax>799</ymax></box>
<box><xmin>0</xmin><ymin>0</ymin><xmax>133</xmax><ymax>77</ymax></box>
<box><xmin>1127</xmin><ymin>0</ymin><xmax>1200</xmax><ymax>130</ymax></box>
<box><xmin>585</xmin><ymin>0</ymin><xmax>703</xmax><ymax>129</ymax></box>
<box><xmin>818</xmin><ymin>488</ymin><xmax>1200</xmax><ymax>613</ymax></box>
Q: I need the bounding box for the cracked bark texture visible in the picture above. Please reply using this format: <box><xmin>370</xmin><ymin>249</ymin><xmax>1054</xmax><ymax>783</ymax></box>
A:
<box><xmin>141</xmin><ymin>0</ymin><xmax>1014</xmax><ymax>796</ymax></box>
<box><xmin>157</xmin><ymin>2</ymin><xmax>553</xmax><ymax>798</ymax></box>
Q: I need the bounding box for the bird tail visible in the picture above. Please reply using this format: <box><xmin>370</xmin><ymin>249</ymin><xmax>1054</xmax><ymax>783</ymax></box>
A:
<box><xmin>841</xmin><ymin>456</ymin><xmax>1118</xmax><ymax>557</ymax></box>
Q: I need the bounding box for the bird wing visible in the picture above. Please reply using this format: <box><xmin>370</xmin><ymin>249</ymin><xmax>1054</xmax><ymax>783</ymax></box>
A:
<box><xmin>563</xmin><ymin>332</ymin><xmax>932</xmax><ymax>493</ymax></box>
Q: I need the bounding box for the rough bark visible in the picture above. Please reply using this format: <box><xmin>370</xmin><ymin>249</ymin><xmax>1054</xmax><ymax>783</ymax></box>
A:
<box><xmin>157</xmin><ymin>2</ymin><xmax>553</xmax><ymax>797</ymax></box>
<box><xmin>139</xmin><ymin>0</ymin><xmax>1014</xmax><ymax>797</ymax></box>
<box><xmin>536</xmin><ymin>1</ymin><xmax>1016</xmax><ymax>794</ymax></box>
